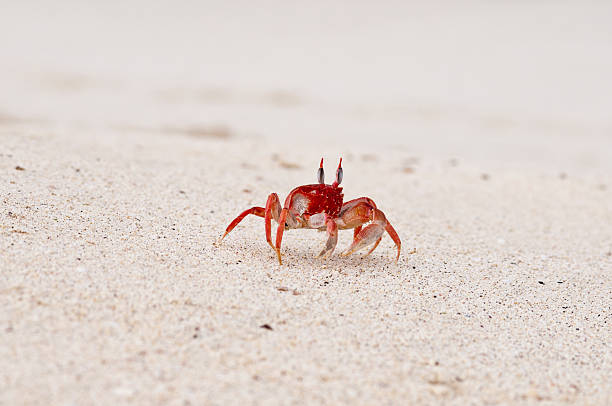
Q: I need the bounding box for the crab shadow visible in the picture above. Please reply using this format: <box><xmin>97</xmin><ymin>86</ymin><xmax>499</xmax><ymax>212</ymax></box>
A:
<box><xmin>216</xmin><ymin>239</ymin><xmax>399</xmax><ymax>271</ymax></box>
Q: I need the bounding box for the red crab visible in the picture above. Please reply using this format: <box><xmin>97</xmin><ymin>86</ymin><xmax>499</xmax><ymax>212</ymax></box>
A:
<box><xmin>219</xmin><ymin>158</ymin><xmax>401</xmax><ymax>264</ymax></box>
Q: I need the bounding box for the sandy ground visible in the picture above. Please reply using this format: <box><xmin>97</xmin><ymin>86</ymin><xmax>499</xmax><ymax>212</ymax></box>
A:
<box><xmin>2</xmin><ymin>121</ymin><xmax>611</xmax><ymax>405</ymax></box>
<box><xmin>1</xmin><ymin>1</ymin><xmax>612</xmax><ymax>405</ymax></box>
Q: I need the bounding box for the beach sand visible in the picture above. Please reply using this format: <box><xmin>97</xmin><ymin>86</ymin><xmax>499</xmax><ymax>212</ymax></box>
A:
<box><xmin>1</xmin><ymin>2</ymin><xmax>611</xmax><ymax>404</ymax></box>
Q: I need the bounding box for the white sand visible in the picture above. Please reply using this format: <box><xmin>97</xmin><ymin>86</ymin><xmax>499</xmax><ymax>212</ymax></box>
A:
<box><xmin>1</xmin><ymin>2</ymin><xmax>611</xmax><ymax>405</ymax></box>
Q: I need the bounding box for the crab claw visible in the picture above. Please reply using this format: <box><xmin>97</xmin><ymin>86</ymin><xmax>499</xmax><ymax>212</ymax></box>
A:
<box><xmin>339</xmin><ymin>204</ymin><xmax>401</xmax><ymax>261</ymax></box>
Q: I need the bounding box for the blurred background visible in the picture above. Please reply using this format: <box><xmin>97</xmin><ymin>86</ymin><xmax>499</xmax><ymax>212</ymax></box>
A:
<box><xmin>1</xmin><ymin>0</ymin><xmax>611</xmax><ymax>173</ymax></box>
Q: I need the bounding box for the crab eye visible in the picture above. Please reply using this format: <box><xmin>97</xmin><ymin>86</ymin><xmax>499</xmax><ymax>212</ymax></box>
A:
<box><xmin>335</xmin><ymin>158</ymin><xmax>343</xmax><ymax>185</ymax></box>
<box><xmin>318</xmin><ymin>158</ymin><xmax>325</xmax><ymax>184</ymax></box>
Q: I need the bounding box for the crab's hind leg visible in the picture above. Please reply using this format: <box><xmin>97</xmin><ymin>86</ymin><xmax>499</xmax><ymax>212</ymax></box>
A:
<box><xmin>352</xmin><ymin>225</ymin><xmax>362</xmax><ymax>245</ymax></box>
<box><xmin>383</xmin><ymin>221</ymin><xmax>401</xmax><ymax>261</ymax></box>
<box><xmin>220</xmin><ymin>192</ymin><xmax>281</xmax><ymax>244</ymax></box>
<box><xmin>339</xmin><ymin>200</ymin><xmax>401</xmax><ymax>261</ymax></box>
<box><xmin>364</xmin><ymin>237</ymin><xmax>382</xmax><ymax>257</ymax></box>
<box><xmin>318</xmin><ymin>215</ymin><xmax>338</xmax><ymax>259</ymax></box>
<box><xmin>264</xmin><ymin>193</ymin><xmax>281</xmax><ymax>249</ymax></box>
<box><xmin>342</xmin><ymin>220</ymin><xmax>385</xmax><ymax>257</ymax></box>
<box><xmin>219</xmin><ymin>206</ymin><xmax>265</xmax><ymax>242</ymax></box>
<box><xmin>275</xmin><ymin>208</ymin><xmax>289</xmax><ymax>264</ymax></box>
<box><xmin>351</xmin><ymin>224</ymin><xmax>384</xmax><ymax>256</ymax></box>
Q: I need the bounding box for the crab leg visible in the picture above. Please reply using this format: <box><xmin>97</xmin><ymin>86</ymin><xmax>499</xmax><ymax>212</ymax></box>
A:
<box><xmin>352</xmin><ymin>225</ymin><xmax>362</xmax><ymax>245</ymax></box>
<box><xmin>219</xmin><ymin>206</ymin><xmax>265</xmax><ymax>242</ymax></box>
<box><xmin>318</xmin><ymin>215</ymin><xmax>338</xmax><ymax>258</ymax></box>
<box><xmin>220</xmin><ymin>193</ymin><xmax>281</xmax><ymax>244</ymax></box>
<box><xmin>384</xmin><ymin>221</ymin><xmax>401</xmax><ymax>260</ymax></box>
<box><xmin>364</xmin><ymin>237</ymin><xmax>382</xmax><ymax>257</ymax></box>
<box><xmin>350</xmin><ymin>224</ymin><xmax>383</xmax><ymax>257</ymax></box>
<box><xmin>342</xmin><ymin>220</ymin><xmax>383</xmax><ymax>256</ymax></box>
<box><xmin>264</xmin><ymin>193</ymin><xmax>281</xmax><ymax>249</ymax></box>
<box><xmin>339</xmin><ymin>200</ymin><xmax>401</xmax><ymax>261</ymax></box>
<box><xmin>275</xmin><ymin>208</ymin><xmax>289</xmax><ymax>264</ymax></box>
<box><xmin>340</xmin><ymin>197</ymin><xmax>377</xmax><ymax>214</ymax></box>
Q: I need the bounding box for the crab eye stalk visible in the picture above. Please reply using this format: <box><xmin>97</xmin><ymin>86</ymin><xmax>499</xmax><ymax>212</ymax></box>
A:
<box><xmin>318</xmin><ymin>157</ymin><xmax>325</xmax><ymax>184</ymax></box>
<box><xmin>336</xmin><ymin>158</ymin><xmax>343</xmax><ymax>185</ymax></box>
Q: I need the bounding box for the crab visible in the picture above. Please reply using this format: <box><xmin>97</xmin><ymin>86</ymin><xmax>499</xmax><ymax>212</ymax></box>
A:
<box><xmin>219</xmin><ymin>158</ymin><xmax>401</xmax><ymax>264</ymax></box>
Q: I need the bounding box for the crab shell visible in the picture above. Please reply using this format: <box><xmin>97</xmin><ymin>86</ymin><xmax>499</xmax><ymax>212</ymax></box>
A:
<box><xmin>283</xmin><ymin>184</ymin><xmax>343</xmax><ymax>229</ymax></box>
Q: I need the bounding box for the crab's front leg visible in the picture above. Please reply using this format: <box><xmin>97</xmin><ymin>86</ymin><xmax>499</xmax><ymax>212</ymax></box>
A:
<box><xmin>275</xmin><ymin>208</ymin><xmax>289</xmax><ymax>265</ymax></box>
<box><xmin>318</xmin><ymin>215</ymin><xmax>338</xmax><ymax>259</ymax></box>
<box><xmin>338</xmin><ymin>198</ymin><xmax>401</xmax><ymax>261</ymax></box>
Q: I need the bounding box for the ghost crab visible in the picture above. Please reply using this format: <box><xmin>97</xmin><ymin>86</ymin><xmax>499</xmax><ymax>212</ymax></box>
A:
<box><xmin>219</xmin><ymin>158</ymin><xmax>401</xmax><ymax>264</ymax></box>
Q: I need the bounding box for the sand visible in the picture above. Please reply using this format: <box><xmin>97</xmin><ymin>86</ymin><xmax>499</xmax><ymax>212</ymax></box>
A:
<box><xmin>1</xmin><ymin>2</ymin><xmax>611</xmax><ymax>405</ymax></box>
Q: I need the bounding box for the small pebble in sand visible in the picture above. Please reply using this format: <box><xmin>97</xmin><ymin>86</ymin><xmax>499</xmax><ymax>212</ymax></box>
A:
<box><xmin>260</xmin><ymin>324</ymin><xmax>273</xmax><ymax>331</ymax></box>
<box><xmin>15</xmin><ymin>166</ymin><xmax>25</xmax><ymax>171</ymax></box>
